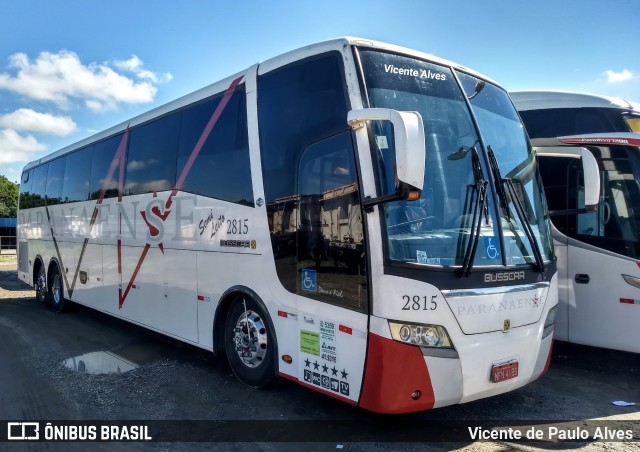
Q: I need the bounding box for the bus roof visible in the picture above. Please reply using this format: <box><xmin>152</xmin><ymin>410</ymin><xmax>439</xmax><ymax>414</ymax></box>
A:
<box><xmin>23</xmin><ymin>37</ymin><xmax>500</xmax><ymax>172</ymax></box>
<box><xmin>510</xmin><ymin>90</ymin><xmax>640</xmax><ymax>112</ymax></box>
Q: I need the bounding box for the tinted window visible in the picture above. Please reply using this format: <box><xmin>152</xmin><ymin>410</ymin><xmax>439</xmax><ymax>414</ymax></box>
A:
<box><xmin>539</xmin><ymin>146</ymin><xmax>640</xmax><ymax>259</ymax></box>
<box><xmin>45</xmin><ymin>157</ymin><xmax>66</xmax><ymax>206</ymax></box>
<box><xmin>19</xmin><ymin>170</ymin><xmax>32</xmax><ymax>209</ymax></box>
<box><xmin>177</xmin><ymin>88</ymin><xmax>252</xmax><ymax>205</ymax></box>
<box><xmin>258</xmin><ymin>55</ymin><xmax>366</xmax><ymax>312</ymax></box>
<box><xmin>259</xmin><ymin>54</ymin><xmax>349</xmax><ymax>205</ymax></box>
<box><xmin>31</xmin><ymin>164</ymin><xmax>48</xmax><ymax>208</ymax></box>
<box><xmin>297</xmin><ymin>132</ymin><xmax>366</xmax><ymax>311</ymax></box>
<box><xmin>89</xmin><ymin>134</ymin><xmax>125</xmax><ymax>200</ymax></box>
<box><xmin>62</xmin><ymin>149</ymin><xmax>92</xmax><ymax>203</ymax></box>
<box><xmin>519</xmin><ymin>108</ymin><xmax>616</xmax><ymax>139</ymax></box>
<box><xmin>125</xmin><ymin>113</ymin><xmax>179</xmax><ymax>196</ymax></box>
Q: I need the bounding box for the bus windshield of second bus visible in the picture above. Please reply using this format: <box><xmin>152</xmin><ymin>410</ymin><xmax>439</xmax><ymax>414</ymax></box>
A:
<box><xmin>511</xmin><ymin>90</ymin><xmax>640</xmax><ymax>137</ymax></box>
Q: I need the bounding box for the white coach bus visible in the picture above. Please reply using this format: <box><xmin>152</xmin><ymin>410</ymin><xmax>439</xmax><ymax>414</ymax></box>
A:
<box><xmin>511</xmin><ymin>90</ymin><xmax>640</xmax><ymax>353</ymax></box>
<box><xmin>17</xmin><ymin>38</ymin><xmax>558</xmax><ymax>413</ymax></box>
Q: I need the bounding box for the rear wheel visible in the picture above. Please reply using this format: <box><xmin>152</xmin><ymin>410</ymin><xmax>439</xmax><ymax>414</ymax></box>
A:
<box><xmin>49</xmin><ymin>264</ymin><xmax>68</xmax><ymax>313</ymax></box>
<box><xmin>224</xmin><ymin>297</ymin><xmax>275</xmax><ymax>388</ymax></box>
<box><xmin>35</xmin><ymin>263</ymin><xmax>50</xmax><ymax>306</ymax></box>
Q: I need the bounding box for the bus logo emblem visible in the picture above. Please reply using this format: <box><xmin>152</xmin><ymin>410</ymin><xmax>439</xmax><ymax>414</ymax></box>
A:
<box><xmin>503</xmin><ymin>319</ymin><xmax>511</xmax><ymax>333</ymax></box>
<box><xmin>302</xmin><ymin>269</ymin><xmax>317</xmax><ymax>292</ymax></box>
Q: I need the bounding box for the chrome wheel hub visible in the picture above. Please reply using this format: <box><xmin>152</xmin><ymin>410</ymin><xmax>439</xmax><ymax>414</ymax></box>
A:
<box><xmin>35</xmin><ymin>268</ymin><xmax>46</xmax><ymax>300</ymax></box>
<box><xmin>232</xmin><ymin>309</ymin><xmax>268</xmax><ymax>368</ymax></box>
<box><xmin>52</xmin><ymin>274</ymin><xmax>61</xmax><ymax>306</ymax></box>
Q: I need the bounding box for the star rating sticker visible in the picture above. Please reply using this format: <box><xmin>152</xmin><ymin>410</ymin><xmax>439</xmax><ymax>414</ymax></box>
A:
<box><xmin>341</xmin><ymin>369</ymin><xmax>349</xmax><ymax>380</ymax></box>
<box><xmin>322</xmin><ymin>363</ymin><xmax>329</xmax><ymax>373</ymax></box>
<box><xmin>331</xmin><ymin>366</ymin><xmax>338</xmax><ymax>376</ymax></box>
<box><xmin>304</xmin><ymin>358</ymin><xmax>311</xmax><ymax>368</ymax></box>
<box><xmin>313</xmin><ymin>360</ymin><xmax>320</xmax><ymax>370</ymax></box>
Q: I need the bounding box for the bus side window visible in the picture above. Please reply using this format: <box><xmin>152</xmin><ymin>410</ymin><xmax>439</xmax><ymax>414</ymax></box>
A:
<box><xmin>19</xmin><ymin>170</ymin><xmax>33</xmax><ymax>209</ymax></box>
<box><xmin>90</xmin><ymin>135</ymin><xmax>124</xmax><ymax>200</ymax></box>
<box><xmin>296</xmin><ymin>132</ymin><xmax>365</xmax><ymax>310</ymax></box>
<box><xmin>177</xmin><ymin>87</ymin><xmax>253</xmax><ymax>206</ymax></box>
<box><xmin>62</xmin><ymin>148</ymin><xmax>92</xmax><ymax>203</ymax></box>
<box><xmin>126</xmin><ymin>113</ymin><xmax>180</xmax><ymax>196</ymax></box>
<box><xmin>46</xmin><ymin>157</ymin><xmax>67</xmax><ymax>206</ymax></box>
<box><xmin>31</xmin><ymin>163</ymin><xmax>49</xmax><ymax>208</ymax></box>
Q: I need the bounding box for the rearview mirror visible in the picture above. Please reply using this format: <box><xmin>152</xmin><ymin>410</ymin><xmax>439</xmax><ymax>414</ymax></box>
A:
<box><xmin>348</xmin><ymin>108</ymin><xmax>426</xmax><ymax>195</ymax></box>
<box><xmin>535</xmin><ymin>146</ymin><xmax>600</xmax><ymax>211</ymax></box>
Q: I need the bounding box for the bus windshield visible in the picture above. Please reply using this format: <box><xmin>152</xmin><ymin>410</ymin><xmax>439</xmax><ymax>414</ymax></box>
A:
<box><xmin>358</xmin><ymin>49</ymin><xmax>554</xmax><ymax>269</ymax></box>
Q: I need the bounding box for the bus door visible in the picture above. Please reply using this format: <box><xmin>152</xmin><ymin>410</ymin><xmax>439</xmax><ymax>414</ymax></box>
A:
<box><xmin>257</xmin><ymin>54</ymin><xmax>371</xmax><ymax>401</ymax></box>
<box><xmin>565</xmin><ymin>145</ymin><xmax>640</xmax><ymax>352</ymax></box>
<box><xmin>294</xmin><ymin>131</ymin><xmax>369</xmax><ymax>403</ymax></box>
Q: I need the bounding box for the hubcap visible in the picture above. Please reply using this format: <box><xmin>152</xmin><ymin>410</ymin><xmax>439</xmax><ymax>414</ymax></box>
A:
<box><xmin>232</xmin><ymin>309</ymin><xmax>268</xmax><ymax>368</ymax></box>
<box><xmin>52</xmin><ymin>273</ymin><xmax>61</xmax><ymax>306</ymax></box>
<box><xmin>35</xmin><ymin>268</ymin><xmax>46</xmax><ymax>301</ymax></box>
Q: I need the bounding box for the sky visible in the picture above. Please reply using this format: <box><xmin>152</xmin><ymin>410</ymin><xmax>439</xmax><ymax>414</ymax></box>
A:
<box><xmin>0</xmin><ymin>0</ymin><xmax>638</xmax><ymax>183</ymax></box>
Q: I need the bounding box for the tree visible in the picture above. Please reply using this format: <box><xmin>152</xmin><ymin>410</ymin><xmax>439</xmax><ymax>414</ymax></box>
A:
<box><xmin>0</xmin><ymin>175</ymin><xmax>18</xmax><ymax>217</ymax></box>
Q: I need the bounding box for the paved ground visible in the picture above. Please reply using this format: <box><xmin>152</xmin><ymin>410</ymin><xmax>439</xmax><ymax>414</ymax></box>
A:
<box><xmin>0</xmin><ymin>256</ymin><xmax>638</xmax><ymax>451</ymax></box>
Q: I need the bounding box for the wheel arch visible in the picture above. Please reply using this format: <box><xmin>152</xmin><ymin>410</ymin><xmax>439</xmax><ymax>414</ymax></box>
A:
<box><xmin>32</xmin><ymin>254</ymin><xmax>45</xmax><ymax>285</ymax></box>
<box><xmin>46</xmin><ymin>256</ymin><xmax>67</xmax><ymax>299</ymax></box>
<box><xmin>212</xmin><ymin>286</ymin><xmax>279</xmax><ymax>374</ymax></box>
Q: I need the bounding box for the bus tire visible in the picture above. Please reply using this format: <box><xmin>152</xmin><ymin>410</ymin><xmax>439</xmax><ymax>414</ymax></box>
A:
<box><xmin>49</xmin><ymin>264</ymin><xmax>68</xmax><ymax>313</ymax></box>
<box><xmin>224</xmin><ymin>296</ymin><xmax>275</xmax><ymax>388</ymax></box>
<box><xmin>35</xmin><ymin>261</ymin><xmax>50</xmax><ymax>307</ymax></box>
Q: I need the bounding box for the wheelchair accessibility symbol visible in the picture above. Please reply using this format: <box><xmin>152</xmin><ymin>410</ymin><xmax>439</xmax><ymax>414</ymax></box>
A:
<box><xmin>302</xmin><ymin>268</ymin><xmax>317</xmax><ymax>293</ymax></box>
<box><xmin>484</xmin><ymin>237</ymin><xmax>499</xmax><ymax>260</ymax></box>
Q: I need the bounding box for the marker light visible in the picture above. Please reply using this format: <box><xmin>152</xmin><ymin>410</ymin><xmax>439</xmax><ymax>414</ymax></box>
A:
<box><xmin>543</xmin><ymin>305</ymin><xmax>556</xmax><ymax>339</ymax></box>
<box><xmin>622</xmin><ymin>274</ymin><xmax>640</xmax><ymax>289</ymax></box>
<box><xmin>389</xmin><ymin>322</ymin><xmax>453</xmax><ymax>348</ymax></box>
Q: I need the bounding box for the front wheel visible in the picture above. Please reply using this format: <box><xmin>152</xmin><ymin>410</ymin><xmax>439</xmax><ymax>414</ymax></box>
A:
<box><xmin>224</xmin><ymin>297</ymin><xmax>275</xmax><ymax>388</ymax></box>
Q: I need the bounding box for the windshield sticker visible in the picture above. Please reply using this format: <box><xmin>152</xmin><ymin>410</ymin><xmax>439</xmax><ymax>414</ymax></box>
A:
<box><xmin>375</xmin><ymin>135</ymin><xmax>389</xmax><ymax>150</ymax></box>
<box><xmin>417</xmin><ymin>250</ymin><xmax>441</xmax><ymax>265</ymax></box>
<box><xmin>484</xmin><ymin>237</ymin><xmax>499</xmax><ymax>260</ymax></box>
<box><xmin>384</xmin><ymin>64</ymin><xmax>447</xmax><ymax>81</ymax></box>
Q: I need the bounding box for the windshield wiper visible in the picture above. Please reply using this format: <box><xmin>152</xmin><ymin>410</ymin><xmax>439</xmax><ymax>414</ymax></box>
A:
<box><xmin>461</xmin><ymin>146</ymin><xmax>488</xmax><ymax>277</ymax></box>
<box><xmin>487</xmin><ymin>146</ymin><xmax>510</xmax><ymax>221</ymax></box>
<box><xmin>487</xmin><ymin>147</ymin><xmax>545</xmax><ymax>273</ymax></box>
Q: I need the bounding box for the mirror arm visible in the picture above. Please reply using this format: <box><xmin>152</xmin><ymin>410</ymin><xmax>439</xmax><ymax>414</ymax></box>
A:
<box><xmin>362</xmin><ymin>184</ymin><xmax>415</xmax><ymax>213</ymax></box>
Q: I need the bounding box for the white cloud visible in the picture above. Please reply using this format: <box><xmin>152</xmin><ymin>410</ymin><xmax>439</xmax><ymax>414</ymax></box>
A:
<box><xmin>113</xmin><ymin>55</ymin><xmax>173</xmax><ymax>84</ymax></box>
<box><xmin>0</xmin><ymin>129</ymin><xmax>47</xmax><ymax>164</ymax></box>
<box><xmin>0</xmin><ymin>109</ymin><xmax>76</xmax><ymax>136</ymax></box>
<box><xmin>0</xmin><ymin>50</ymin><xmax>169</xmax><ymax>111</ymax></box>
<box><xmin>605</xmin><ymin>69</ymin><xmax>633</xmax><ymax>83</ymax></box>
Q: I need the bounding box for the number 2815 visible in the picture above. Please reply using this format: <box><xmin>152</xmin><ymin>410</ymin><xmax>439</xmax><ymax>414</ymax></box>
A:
<box><xmin>402</xmin><ymin>295</ymin><xmax>438</xmax><ymax>311</ymax></box>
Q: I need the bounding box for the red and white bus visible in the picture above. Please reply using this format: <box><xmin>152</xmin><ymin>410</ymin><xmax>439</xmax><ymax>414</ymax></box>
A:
<box><xmin>511</xmin><ymin>90</ymin><xmax>640</xmax><ymax>353</ymax></box>
<box><xmin>17</xmin><ymin>38</ymin><xmax>558</xmax><ymax>413</ymax></box>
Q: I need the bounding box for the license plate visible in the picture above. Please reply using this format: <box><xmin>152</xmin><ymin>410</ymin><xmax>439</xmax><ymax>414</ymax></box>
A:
<box><xmin>491</xmin><ymin>360</ymin><xmax>519</xmax><ymax>383</ymax></box>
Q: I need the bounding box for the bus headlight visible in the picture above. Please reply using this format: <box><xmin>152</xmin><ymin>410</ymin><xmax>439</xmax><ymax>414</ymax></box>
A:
<box><xmin>389</xmin><ymin>322</ymin><xmax>453</xmax><ymax>348</ymax></box>
<box><xmin>543</xmin><ymin>305</ymin><xmax>556</xmax><ymax>339</ymax></box>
